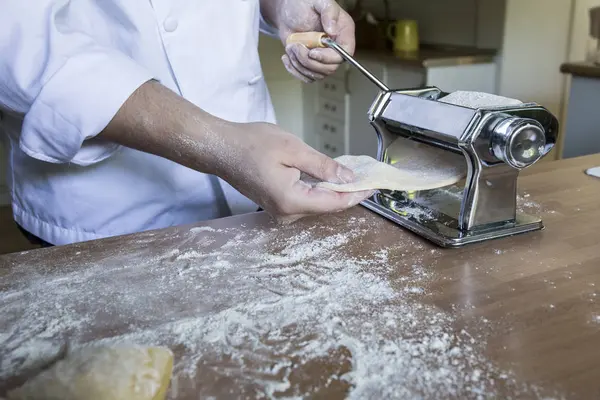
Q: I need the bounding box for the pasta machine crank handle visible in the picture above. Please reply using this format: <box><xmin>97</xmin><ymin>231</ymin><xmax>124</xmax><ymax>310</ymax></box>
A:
<box><xmin>286</xmin><ymin>32</ymin><xmax>390</xmax><ymax>92</ymax></box>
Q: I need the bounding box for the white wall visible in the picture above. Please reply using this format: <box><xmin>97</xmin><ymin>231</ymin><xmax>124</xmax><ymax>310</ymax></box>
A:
<box><xmin>351</xmin><ymin>0</ymin><xmax>506</xmax><ymax>49</ymax></box>
<box><xmin>558</xmin><ymin>0</ymin><xmax>600</xmax><ymax>157</ymax></box>
<box><xmin>569</xmin><ymin>0</ymin><xmax>600</xmax><ymax>61</ymax></box>
<box><xmin>497</xmin><ymin>0</ymin><xmax>573</xmax><ymax>118</ymax></box>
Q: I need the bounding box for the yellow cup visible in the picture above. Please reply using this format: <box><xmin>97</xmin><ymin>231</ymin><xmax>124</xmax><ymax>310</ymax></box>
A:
<box><xmin>387</xmin><ymin>20</ymin><xmax>419</xmax><ymax>53</ymax></box>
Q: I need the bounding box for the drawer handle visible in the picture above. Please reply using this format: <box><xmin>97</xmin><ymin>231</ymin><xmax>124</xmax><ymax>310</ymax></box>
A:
<box><xmin>324</xmin><ymin>104</ymin><xmax>331</xmax><ymax>111</ymax></box>
<box><xmin>332</xmin><ymin>105</ymin><xmax>337</xmax><ymax>112</ymax></box>
<box><xmin>332</xmin><ymin>84</ymin><xmax>337</xmax><ymax>91</ymax></box>
<box><xmin>331</xmin><ymin>146</ymin><xmax>337</xmax><ymax>152</ymax></box>
<box><xmin>331</xmin><ymin>126</ymin><xmax>337</xmax><ymax>133</ymax></box>
<box><xmin>324</xmin><ymin>144</ymin><xmax>331</xmax><ymax>150</ymax></box>
<box><xmin>324</xmin><ymin>83</ymin><xmax>330</xmax><ymax>89</ymax></box>
<box><xmin>323</xmin><ymin>124</ymin><xmax>329</xmax><ymax>131</ymax></box>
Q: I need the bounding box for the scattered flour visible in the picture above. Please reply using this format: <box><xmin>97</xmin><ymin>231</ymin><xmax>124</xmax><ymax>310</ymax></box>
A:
<box><xmin>439</xmin><ymin>91</ymin><xmax>523</xmax><ymax>109</ymax></box>
<box><xmin>0</xmin><ymin>217</ymin><xmax>562</xmax><ymax>399</ymax></box>
<box><xmin>517</xmin><ymin>193</ymin><xmax>544</xmax><ymax>213</ymax></box>
<box><xmin>189</xmin><ymin>226</ymin><xmax>217</xmax><ymax>233</ymax></box>
<box><xmin>443</xmin><ymin>187</ymin><xmax>548</xmax><ymax>215</ymax></box>
<box><xmin>395</xmin><ymin>204</ymin><xmax>435</xmax><ymax>222</ymax></box>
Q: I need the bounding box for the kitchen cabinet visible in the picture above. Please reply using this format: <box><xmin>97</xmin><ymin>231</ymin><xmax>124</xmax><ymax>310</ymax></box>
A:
<box><xmin>310</xmin><ymin>60</ymin><xmax>387</xmax><ymax>160</ymax></box>
<box><xmin>345</xmin><ymin>60</ymin><xmax>384</xmax><ymax>159</ymax></box>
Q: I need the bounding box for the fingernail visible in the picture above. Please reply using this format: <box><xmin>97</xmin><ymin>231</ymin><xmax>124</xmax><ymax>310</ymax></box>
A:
<box><xmin>348</xmin><ymin>192</ymin><xmax>367</xmax><ymax>206</ymax></box>
<box><xmin>309</xmin><ymin>49</ymin><xmax>323</xmax><ymax>61</ymax></box>
<box><xmin>286</xmin><ymin>43</ymin><xmax>303</xmax><ymax>55</ymax></box>
<box><xmin>326</xmin><ymin>21</ymin><xmax>337</xmax><ymax>36</ymax></box>
<box><xmin>337</xmin><ymin>165</ymin><xmax>354</xmax><ymax>183</ymax></box>
<box><xmin>355</xmin><ymin>191</ymin><xmax>373</xmax><ymax>201</ymax></box>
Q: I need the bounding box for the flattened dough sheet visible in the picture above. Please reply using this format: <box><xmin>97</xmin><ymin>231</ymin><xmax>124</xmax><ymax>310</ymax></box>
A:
<box><xmin>317</xmin><ymin>137</ymin><xmax>467</xmax><ymax>193</ymax></box>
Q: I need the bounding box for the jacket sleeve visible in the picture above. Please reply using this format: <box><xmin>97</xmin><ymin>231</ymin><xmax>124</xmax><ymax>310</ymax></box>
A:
<box><xmin>0</xmin><ymin>3</ymin><xmax>155</xmax><ymax>166</ymax></box>
<box><xmin>259</xmin><ymin>12</ymin><xmax>279</xmax><ymax>38</ymax></box>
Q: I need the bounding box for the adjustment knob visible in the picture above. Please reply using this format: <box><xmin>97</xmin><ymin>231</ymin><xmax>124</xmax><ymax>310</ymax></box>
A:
<box><xmin>491</xmin><ymin>117</ymin><xmax>546</xmax><ymax>169</ymax></box>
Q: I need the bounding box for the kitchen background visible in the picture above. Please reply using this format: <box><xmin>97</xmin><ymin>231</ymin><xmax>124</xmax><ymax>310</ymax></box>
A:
<box><xmin>0</xmin><ymin>0</ymin><xmax>598</xmax><ymax>206</ymax></box>
<box><xmin>261</xmin><ymin>0</ymin><xmax>599</xmax><ymax>162</ymax></box>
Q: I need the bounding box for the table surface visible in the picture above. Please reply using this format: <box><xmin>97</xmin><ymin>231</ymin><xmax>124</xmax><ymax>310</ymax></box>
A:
<box><xmin>2</xmin><ymin>154</ymin><xmax>600</xmax><ymax>399</ymax></box>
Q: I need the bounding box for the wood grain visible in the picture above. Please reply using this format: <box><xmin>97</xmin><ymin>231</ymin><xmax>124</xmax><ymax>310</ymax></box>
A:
<box><xmin>1</xmin><ymin>154</ymin><xmax>600</xmax><ymax>398</ymax></box>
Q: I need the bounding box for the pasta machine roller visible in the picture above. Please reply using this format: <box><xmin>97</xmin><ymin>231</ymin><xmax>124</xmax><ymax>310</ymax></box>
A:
<box><xmin>287</xmin><ymin>33</ymin><xmax>560</xmax><ymax>247</ymax></box>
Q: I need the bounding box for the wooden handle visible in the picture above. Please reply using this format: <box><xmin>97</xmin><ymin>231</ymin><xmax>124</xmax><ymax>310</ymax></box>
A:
<box><xmin>286</xmin><ymin>32</ymin><xmax>328</xmax><ymax>49</ymax></box>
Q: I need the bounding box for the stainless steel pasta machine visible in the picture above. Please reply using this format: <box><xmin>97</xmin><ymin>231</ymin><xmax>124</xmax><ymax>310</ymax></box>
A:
<box><xmin>287</xmin><ymin>32</ymin><xmax>560</xmax><ymax>247</ymax></box>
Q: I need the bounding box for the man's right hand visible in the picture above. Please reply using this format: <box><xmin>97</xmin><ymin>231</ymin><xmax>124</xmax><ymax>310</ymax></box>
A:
<box><xmin>216</xmin><ymin>121</ymin><xmax>372</xmax><ymax>223</ymax></box>
<box><xmin>100</xmin><ymin>81</ymin><xmax>371</xmax><ymax>223</ymax></box>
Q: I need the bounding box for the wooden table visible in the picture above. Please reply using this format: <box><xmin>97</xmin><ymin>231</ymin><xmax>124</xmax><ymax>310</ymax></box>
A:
<box><xmin>2</xmin><ymin>154</ymin><xmax>600</xmax><ymax>399</ymax></box>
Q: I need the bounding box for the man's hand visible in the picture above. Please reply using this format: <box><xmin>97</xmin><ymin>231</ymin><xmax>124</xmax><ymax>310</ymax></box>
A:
<box><xmin>100</xmin><ymin>81</ymin><xmax>371</xmax><ymax>223</ymax></box>
<box><xmin>217</xmin><ymin>121</ymin><xmax>372</xmax><ymax>223</ymax></box>
<box><xmin>262</xmin><ymin>0</ymin><xmax>355</xmax><ymax>83</ymax></box>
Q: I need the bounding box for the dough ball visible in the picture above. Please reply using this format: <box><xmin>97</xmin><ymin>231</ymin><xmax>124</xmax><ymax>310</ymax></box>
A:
<box><xmin>317</xmin><ymin>137</ymin><xmax>467</xmax><ymax>193</ymax></box>
<box><xmin>7</xmin><ymin>345</ymin><xmax>173</xmax><ymax>400</ymax></box>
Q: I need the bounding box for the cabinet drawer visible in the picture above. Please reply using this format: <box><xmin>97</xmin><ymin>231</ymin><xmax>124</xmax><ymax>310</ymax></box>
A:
<box><xmin>318</xmin><ymin>135</ymin><xmax>344</xmax><ymax>158</ymax></box>
<box><xmin>316</xmin><ymin>116</ymin><xmax>343</xmax><ymax>139</ymax></box>
<box><xmin>318</xmin><ymin>78</ymin><xmax>345</xmax><ymax>102</ymax></box>
<box><xmin>316</xmin><ymin>117</ymin><xmax>344</xmax><ymax>158</ymax></box>
<box><xmin>321</xmin><ymin>141</ymin><xmax>344</xmax><ymax>158</ymax></box>
<box><xmin>317</xmin><ymin>98</ymin><xmax>345</xmax><ymax>122</ymax></box>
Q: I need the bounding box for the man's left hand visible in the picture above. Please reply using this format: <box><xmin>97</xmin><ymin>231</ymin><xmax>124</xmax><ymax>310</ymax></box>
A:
<box><xmin>264</xmin><ymin>0</ymin><xmax>355</xmax><ymax>83</ymax></box>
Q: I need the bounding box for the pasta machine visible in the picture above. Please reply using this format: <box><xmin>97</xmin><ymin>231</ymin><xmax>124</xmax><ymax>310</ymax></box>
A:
<box><xmin>363</xmin><ymin>88</ymin><xmax>559</xmax><ymax>247</ymax></box>
<box><xmin>288</xmin><ymin>33</ymin><xmax>560</xmax><ymax>247</ymax></box>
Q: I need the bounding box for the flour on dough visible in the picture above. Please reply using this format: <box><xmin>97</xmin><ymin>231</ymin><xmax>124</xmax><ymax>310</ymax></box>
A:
<box><xmin>438</xmin><ymin>91</ymin><xmax>523</xmax><ymax>109</ymax></box>
<box><xmin>317</xmin><ymin>136</ymin><xmax>467</xmax><ymax>193</ymax></box>
<box><xmin>8</xmin><ymin>345</ymin><xmax>174</xmax><ymax>400</ymax></box>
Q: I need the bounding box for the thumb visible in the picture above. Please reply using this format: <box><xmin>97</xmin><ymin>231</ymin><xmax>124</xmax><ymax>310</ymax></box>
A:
<box><xmin>316</xmin><ymin>1</ymin><xmax>341</xmax><ymax>36</ymax></box>
<box><xmin>290</xmin><ymin>147</ymin><xmax>355</xmax><ymax>184</ymax></box>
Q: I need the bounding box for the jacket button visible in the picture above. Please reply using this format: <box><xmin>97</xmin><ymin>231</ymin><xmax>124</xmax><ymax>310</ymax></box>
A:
<box><xmin>163</xmin><ymin>18</ymin><xmax>178</xmax><ymax>32</ymax></box>
<box><xmin>248</xmin><ymin>75</ymin><xmax>262</xmax><ymax>85</ymax></box>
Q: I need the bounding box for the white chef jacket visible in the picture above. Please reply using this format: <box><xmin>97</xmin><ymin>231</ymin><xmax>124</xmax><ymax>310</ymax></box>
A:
<box><xmin>0</xmin><ymin>1</ymin><xmax>279</xmax><ymax>245</ymax></box>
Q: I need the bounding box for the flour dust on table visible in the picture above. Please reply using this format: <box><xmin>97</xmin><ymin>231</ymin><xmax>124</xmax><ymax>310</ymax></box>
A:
<box><xmin>0</xmin><ymin>213</ymin><xmax>563</xmax><ymax>399</ymax></box>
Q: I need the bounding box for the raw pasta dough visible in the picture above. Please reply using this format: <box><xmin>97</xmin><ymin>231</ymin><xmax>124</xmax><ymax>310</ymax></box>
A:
<box><xmin>317</xmin><ymin>136</ymin><xmax>467</xmax><ymax>193</ymax></box>
<box><xmin>7</xmin><ymin>345</ymin><xmax>173</xmax><ymax>400</ymax></box>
